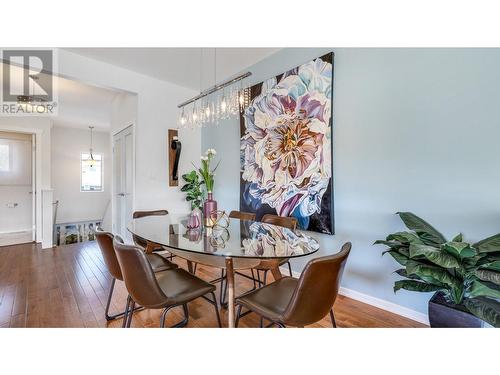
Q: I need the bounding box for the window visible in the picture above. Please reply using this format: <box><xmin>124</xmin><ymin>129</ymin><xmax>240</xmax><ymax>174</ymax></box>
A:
<box><xmin>81</xmin><ymin>153</ymin><xmax>103</xmax><ymax>192</ymax></box>
<box><xmin>0</xmin><ymin>144</ymin><xmax>9</xmax><ymax>171</ymax></box>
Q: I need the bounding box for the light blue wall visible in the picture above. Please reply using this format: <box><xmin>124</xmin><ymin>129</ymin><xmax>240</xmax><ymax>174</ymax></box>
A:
<box><xmin>202</xmin><ymin>48</ymin><xmax>500</xmax><ymax>316</ymax></box>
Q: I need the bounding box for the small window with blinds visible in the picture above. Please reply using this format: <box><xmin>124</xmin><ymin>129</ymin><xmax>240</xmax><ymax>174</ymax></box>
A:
<box><xmin>81</xmin><ymin>153</ymin><xmax>103</xmax><ymax>192</ymax></box>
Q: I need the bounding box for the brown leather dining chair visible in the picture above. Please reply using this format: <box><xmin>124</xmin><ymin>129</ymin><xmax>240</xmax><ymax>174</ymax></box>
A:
<box><xmin>229</xmin><ymin>210</ymin><xmax>256</xmax><ymax>221</ymax></box>
<box><xmin>235</xmin><ymin>242</ymin><xmax>351</xmax><ymax>328</ymax></box>
<box><xmin>257</xmin><ymin>214</ymin><xmax>297</xmax><ymax>284</ymax></box>
<box><xmin>95</xmin><ymin>229</ymin><xmax>178</xmax><ymax>326</ymax></box>
<box><xmin>220</xmin><ymin>213</ymin><xmax>297</xmax><ymax>307</ymax></box>
<box><xmin>217</xmin><ymin>211</ymin><xmax>259</xmax><ymax>305</ymax></box>
<box><xmin>113</xmin><ymin>236</ymin><xmax>222</xmax><ymax>328</ymax></box>
<box><xmin>132</xmin><ymin>210</ymin><xmax>169</xmax><ymax>253</ymax></box>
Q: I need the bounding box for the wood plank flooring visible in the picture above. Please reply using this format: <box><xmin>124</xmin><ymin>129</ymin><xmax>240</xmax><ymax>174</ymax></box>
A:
<box><xmin>0</xmin><ymin>241</ymin><xmax>426</xmax><ymax>328</ymax></box>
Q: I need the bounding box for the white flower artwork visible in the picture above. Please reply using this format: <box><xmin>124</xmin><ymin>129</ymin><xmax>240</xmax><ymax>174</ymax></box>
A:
<box><xmin>239</xmin><ymin>53</ymin><xmax>334</xmax><ymax>234</ymax></box>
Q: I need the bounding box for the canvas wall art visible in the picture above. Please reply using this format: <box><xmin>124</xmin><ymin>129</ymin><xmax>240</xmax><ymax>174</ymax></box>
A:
<box><xmin>239</xmin><ymin>53</ymin><xmax>334</xmax><ymax>234</ymax></box>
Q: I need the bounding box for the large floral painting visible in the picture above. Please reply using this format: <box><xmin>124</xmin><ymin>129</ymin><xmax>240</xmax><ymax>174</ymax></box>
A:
<box><xmin>239</xmin><ymin>53</ymin><xmax>334</xmax><ymax>234</ymax></box>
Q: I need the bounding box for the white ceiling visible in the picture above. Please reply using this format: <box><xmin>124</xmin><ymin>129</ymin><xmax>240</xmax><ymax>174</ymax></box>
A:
<box><xmin>53</xmin><ymin>76</ymin><xmax>119</xmax><ymax>131</ymax></box>
<box><xmin>64</xmin><ymin>48</ymin><xmax>281</xmax><ymax>90</ymax></box>
<box><xmin>0</xmin><ymin>62</ymin><xmax>121</xmax><ymax>131</ymax></box>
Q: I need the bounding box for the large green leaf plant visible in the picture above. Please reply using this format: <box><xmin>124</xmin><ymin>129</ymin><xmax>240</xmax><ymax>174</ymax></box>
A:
<box><xmin>180</xmin><ymin>170</ymin><xmax>204</xmax><ymax>210</ymax></box>
<box><xmin>375</xmin><ymin>212</ymin><xmax>500</xmax><ymax>327</ymax></box>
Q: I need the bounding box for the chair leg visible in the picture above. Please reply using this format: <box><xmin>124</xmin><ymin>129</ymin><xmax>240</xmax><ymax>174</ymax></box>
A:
<box><xmin>122</xmin><ymin>295</ymin><xmax>132</xmax><ymax>328</ymax></box>
<box><xmin>256</xmin><ymin>270</ymin><xmax>262</xmax><ymax>287</ymax></box>
<box><xmin>193</xmin><ymin>263</ymin><xmax>198</xmax><ymax>275</ymax></box>
<box><xmin>262</xmin><ymin>319</ymin><xmax>285</xmax><ymax>328</ymax></box>
<box><xmin>107</xmin><ymin>281</ymin><xmax>142</xmax><ymax>322</ymax></box>
<box><xmin>330</xmin><ymin>309</ymin><xmax>337</xmax><ymax>328</ymax></box>
<box><xmin>105</xmin><ymin>278</ymin><xmax>118</xmax><ymax>320</ymax></box>
<box><xmin>160</xmin><ymin>304</ymin><xmax>190</xmax><ymax>328</ymax></box>
<box><xmin>221</xmin><ymin>271</ymin><xmax>228</xmax><ymax>307</ymax></box>
<box><xmin>181</xmin><ymin>304</ymin><xmax>189</xmax><ymax>326</ymax></box>
<box><xmin>126</xmin><ymin>300</ymin><xmax>136</xmax><ymax>328</ymax></box>
<box><xmin>160</xmin><ymin>306</ymin><xmax>172</xmax><ymax>328</ymax></box>
<box><xmin>286</xmin><ymin>261</ymin><xmax>293</xmax><ymax>277</ymax></box>
<box><xmin>235</xmin><ymin>305</ymin><xmax>242</xmax><ymax>328</ymax></box>
<box><xmin>250</xmin><ymin>269</ymin><xmax>257</xmax><ymax>289</ymax></box>
<box><xmin>219</xmin><ymin>269</ymin><xmax>226</xmax><ymax>306</ymax></box>
<box><xmin>262</xmin><ymin>270</ymin><xmax>268</xmax><ymax>286</ymax></box>
<box><xmin>208</xmin><ymin>292</ymin><xmax>222</xmax><ymax>328</ymax></box>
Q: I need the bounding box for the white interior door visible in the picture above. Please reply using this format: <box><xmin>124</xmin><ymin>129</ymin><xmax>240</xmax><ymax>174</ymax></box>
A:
<box><xmin>113</xmin><ymin>125</ymin><xmax>134</xmax><ymax>239</ymax></box>
<box><xmin>0</xmin><ymin>131</ymin><xmax>34</xmax><ymax>246</ymax></box>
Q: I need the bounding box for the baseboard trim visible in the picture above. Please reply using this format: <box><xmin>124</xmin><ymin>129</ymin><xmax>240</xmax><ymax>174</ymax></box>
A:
<box><xmin>279</xmin><ymin>266</ymin><xmax>429</xmax><ymax>326</ymax></box>
<box><xmin>0</xmin><ymin>229</ymin><xmax>32</xmax><ymax>235</ymax></box>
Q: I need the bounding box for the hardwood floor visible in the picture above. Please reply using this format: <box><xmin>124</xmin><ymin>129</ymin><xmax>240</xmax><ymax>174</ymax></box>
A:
<box><xmin>0</xmin><ymin>241</ymin><xmax>426</xmax><ymax>328</ymax></box>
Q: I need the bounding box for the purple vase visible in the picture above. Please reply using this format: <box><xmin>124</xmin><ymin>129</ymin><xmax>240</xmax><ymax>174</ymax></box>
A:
<box><xmin>203</xmin><ymin>192</ymin><xmax>217</xmax><ymax>227</ymax></box>
<box><xmin>187</xmin><ymin>210</ymin><xmax>201</xmax><ymax>229</ymax></box>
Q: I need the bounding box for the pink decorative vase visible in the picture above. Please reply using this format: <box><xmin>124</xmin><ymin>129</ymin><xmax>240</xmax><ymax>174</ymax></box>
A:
<box><xmin>203</xmin><ymin>192</ymin><xmax>217</xmax><ymax>227</ymax></box>
<box><xmin>187</xmin><ymin>209</ymin><xmax>201</xmax><ymax>229</ymax></box>
<box><xmin>187</xmin><ymin>228</ymin><xmax>201</xmax><ymax>242</ymax></box>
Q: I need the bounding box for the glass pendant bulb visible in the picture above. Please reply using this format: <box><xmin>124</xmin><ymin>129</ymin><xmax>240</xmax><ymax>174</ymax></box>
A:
<box><xmin>178</xmin><ymin>107</ymin><xmax>187</xmax><ymax>128</ymax></box>
<box><xmin>220</xmin><ymin>97</ymin><xmax>227</xmax><ymax>114</ymax></box>
<box><xmin>192</xmin><ymin>104</ymin><xmax>198</xmax><ymax>127</ymax></box>
<box><xmin>197</xmin><ymin>101</ymin><xmax>204</xmax><ymax>127</ymax></box>
<box><xmin>205</xmin><ymin>102</ymin><xmax>211</xmax><ymax>122</ymax></box>
<box><xmin>210</xmin><ymin>100</ymin><xmax>216</xmax><ymax>123</ymax></box>
<box><xmin>220</xmin><ymin>88</ymin><xmax>228</xmax><ymax>119</ymax></box>
<box><xmin>229</xmin><ymin>85</ymin><xmax>238</xmax><ymax>115</ymax></box>
<box><xmin>238</xmin><ymin>90</ymin><xmax>245</xmax><ymax>113</ymax></box>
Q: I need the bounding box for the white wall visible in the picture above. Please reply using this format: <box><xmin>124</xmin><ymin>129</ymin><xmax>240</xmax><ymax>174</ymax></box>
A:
<box><xmin>58</xmin><ymin>49</ymin><xmax>200</xmax><ymax>220</ymax></box>
<box><xmin>110</xmin><ymin>92</ymin><xmax>137</xmax><ymax>134</ymax></box>
<box><xmin>0</xmin><ymin>117</ymin><xmax>52</xmax><ymax>247</ymax></box>
<box><xmin>202</xmin><ymin>48</ymin><xmax>500</xmax><ymax>321</ymax></box>
<box><xmin>51</xmin><ymin>126</ymin><xmax>111</xmax><ymax>225</ymax></box>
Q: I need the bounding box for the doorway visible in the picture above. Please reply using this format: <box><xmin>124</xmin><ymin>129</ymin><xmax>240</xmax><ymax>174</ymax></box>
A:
<box><xmin>0</xmin><ymin>131</ymin><xmax>35</xmax><ymax>246</ymax></box>
<box><xmin>113</xmin><ymin>125</ymin><xmax>134</xmax><ymax>239</ymax></box>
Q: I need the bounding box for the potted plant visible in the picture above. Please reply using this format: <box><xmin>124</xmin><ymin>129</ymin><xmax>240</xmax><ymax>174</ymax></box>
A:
<box><xmin>375</xmin><ymin>212</ymin><xmax>500</xmax><ymax>327</ymax></box>
<box><xmin>181</xmin><ymin>170</ymin><xmax>204</xmax><ymax>228</ymax></box>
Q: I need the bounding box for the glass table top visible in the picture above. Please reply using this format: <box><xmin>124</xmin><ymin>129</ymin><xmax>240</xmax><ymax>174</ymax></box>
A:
<box><xmin>127</xmin><ymin>215</ymin><xmax>320</xmax><ymax>259</ymax></box>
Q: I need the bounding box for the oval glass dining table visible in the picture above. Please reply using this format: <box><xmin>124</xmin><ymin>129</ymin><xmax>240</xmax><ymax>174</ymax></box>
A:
<box><xmin>128</xmin><ymin>215</ymin><xmax>320</xmax><ymax>327</ymax></box>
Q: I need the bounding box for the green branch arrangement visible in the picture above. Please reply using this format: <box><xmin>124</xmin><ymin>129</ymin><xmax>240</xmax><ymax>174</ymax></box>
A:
<box><xmin>375</xmin><ymin>212</ymin><xmax>500</xmax><ymax>327</ymax></box>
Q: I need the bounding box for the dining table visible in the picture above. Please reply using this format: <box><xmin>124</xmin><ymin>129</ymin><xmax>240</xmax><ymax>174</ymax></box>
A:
<box><xmin>127</xmin><ymin>214</ymin><xmax>320</xmax><ymax>327</ymax></box>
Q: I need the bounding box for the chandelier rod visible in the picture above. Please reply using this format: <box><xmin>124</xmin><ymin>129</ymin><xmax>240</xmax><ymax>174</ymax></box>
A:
<box><xmin>177</xmin><ymin>71</ymin><xmax>252</xmax><ymax>109</ymax></box>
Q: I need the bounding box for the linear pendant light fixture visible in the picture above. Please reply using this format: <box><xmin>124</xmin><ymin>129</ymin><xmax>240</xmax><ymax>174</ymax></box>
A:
<box><xmin>177</xmin><ymin>48</ymin><xmax>252</xmax><ymax>129</ymax></box>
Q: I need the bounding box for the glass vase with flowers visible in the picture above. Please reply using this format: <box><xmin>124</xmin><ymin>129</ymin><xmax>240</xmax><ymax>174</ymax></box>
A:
<box><xmin>197</xmin><ymin>148</ymin><xmax>220</xmax><ymax>227</ymax></box>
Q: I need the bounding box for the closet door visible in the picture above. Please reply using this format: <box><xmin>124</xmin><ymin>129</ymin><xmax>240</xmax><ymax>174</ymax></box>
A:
<box><xmin>112</xmin><ymin>125</ymin><xmax>133</xmax><ymax>238</ymax></box>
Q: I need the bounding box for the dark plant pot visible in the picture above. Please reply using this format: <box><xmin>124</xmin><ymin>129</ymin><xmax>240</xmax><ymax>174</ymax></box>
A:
<box><xmin>428</xmin><ymin>292</ymin><xmax>482</xmax><ymax>328</ymax></box>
